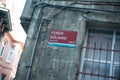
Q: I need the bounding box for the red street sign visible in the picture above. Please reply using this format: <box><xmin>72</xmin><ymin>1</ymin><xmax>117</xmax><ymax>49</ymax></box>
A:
<box><xmin>48</xmin><ymin>30</ymin><xmax>77</xmax><ymax>44</ymax></box>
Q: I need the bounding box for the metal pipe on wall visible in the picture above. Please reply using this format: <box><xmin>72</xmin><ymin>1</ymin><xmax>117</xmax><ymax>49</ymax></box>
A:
<box><xmin>26</xmin><ymin>4</ymin><xmax>44</xmax><ymax>80</ymax></box>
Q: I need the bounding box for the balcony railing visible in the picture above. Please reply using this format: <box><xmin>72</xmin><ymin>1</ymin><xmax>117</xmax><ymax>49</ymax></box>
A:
<box><xmin>0</xmin><ymin>7</ymin><xmax>12</xmax><ymax>33</ymax></box>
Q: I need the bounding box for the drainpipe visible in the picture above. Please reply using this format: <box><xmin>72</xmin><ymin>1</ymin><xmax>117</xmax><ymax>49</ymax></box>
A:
<box><xmin>26</xmin><ymin>3</ymin><xmax>46</xmax><ymax>80</ymax></box>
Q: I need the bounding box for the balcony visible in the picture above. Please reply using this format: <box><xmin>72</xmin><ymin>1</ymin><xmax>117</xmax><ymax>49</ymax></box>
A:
<box><xmin>0</xmin><ymin>7</ymin><xmax>12</xmax><ymax>34</ymax></box>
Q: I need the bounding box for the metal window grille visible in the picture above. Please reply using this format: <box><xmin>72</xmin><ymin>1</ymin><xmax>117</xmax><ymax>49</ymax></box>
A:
<box><xmin>78</xmin><ymin>28</ymin><xmax>120</xmax><ymax>80</ymax></box>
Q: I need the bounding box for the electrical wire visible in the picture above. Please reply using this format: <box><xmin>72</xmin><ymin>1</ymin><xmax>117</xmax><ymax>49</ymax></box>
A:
<box><xmin>69</xmin><ymin>2</ymin><xmax>120</xmax><ymax>6</ymax></box>
<box><xmin>52</xmin><ymin>0</ymin><xmax>120</xmax><ymax>6</ymax></box>
<box><xmin>46</xmin><ymin>3</ymin><xmax>120</xmax><ymax>13</ymax></box>
<box><xmin>30</xmin><ymin>2</ymin><xmax>120</xmax><ymax>21</ymax></box>
<box><xmin>24</xmin><ymin>1</ymin><xmax>120</xmax><ymax>27</ymax></box>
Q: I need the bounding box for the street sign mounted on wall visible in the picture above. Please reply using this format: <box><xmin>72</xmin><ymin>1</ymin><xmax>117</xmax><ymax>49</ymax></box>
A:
<box><xmin>48</xmin><ymin>30</ymin><xmax>78</xmax><ymax>48</ymax></box>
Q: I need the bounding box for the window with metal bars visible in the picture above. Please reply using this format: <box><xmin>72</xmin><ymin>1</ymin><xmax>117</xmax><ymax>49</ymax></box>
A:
<box><xmin>78</xmin><ymin>28</ymin><xmax>120</xmax><ymax>80</ymax></box>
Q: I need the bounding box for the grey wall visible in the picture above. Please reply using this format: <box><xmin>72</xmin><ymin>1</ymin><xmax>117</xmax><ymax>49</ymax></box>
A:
<box><xmin>30</xmin><ymin>10</ymin><xmax>86</xmax><ymax>80</ymax></box>
<box><xmin>16</xmin><ymin>1</ymin><xmax>120</xmax><ymax>80</ymax></box>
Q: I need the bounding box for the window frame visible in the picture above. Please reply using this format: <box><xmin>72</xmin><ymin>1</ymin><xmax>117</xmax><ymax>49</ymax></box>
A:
<box><xmin>6</xmin><ymin>45</ymin><xmax>15</xmax><ymax>62</ymax></box>
<box><xmin>78</xmin><ymin>28</ymin><xmax>120</xmax><ymax>80</ymax></box>
<box><xmin>0</xmin><ymin>40</ymin><xmax>7</xmax><ymax>57</ymax></box>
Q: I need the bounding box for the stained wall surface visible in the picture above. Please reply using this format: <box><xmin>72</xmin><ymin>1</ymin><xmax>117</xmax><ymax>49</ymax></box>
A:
<box><xmin>16</xmin><ymin>0</ymin><xmax>120</xmax><ymax>80</ymax></box>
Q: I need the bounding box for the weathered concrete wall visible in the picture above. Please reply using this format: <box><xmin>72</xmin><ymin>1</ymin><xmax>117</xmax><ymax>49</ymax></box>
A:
<box><xmin>29</xmin><ymin>10</ymin><xmax>86</xmax><ymax>80</ymax></box>
<box><xmin>16</xmin><ymin>1</ymin><xmax>120</xmax><ymax>80</ymax></box>
<box><xmin>15</xmin><ymin>6</ymin><xmax>42</xmax><ymax>80</ymax></box>
<box><xmin>21</xmin><ymin>0</ymin><xmax>120</xmax><ymax>33</ymax></box>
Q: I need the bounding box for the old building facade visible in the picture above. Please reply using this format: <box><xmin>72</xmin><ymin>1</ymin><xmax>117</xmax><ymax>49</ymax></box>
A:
<box><xmin>0</xmin><ymin>0</ymin><xmax>26</xmax><ymax>80</ymax></box>
<box><xmin>0</xmin><ymin>32</ymin><xmax>24</xmax><ymax>80</ymax></box>
<box><xmin>16</xmin><ymin>0</ymin><xmax>120</xmax><ymax>80</ymax></box>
